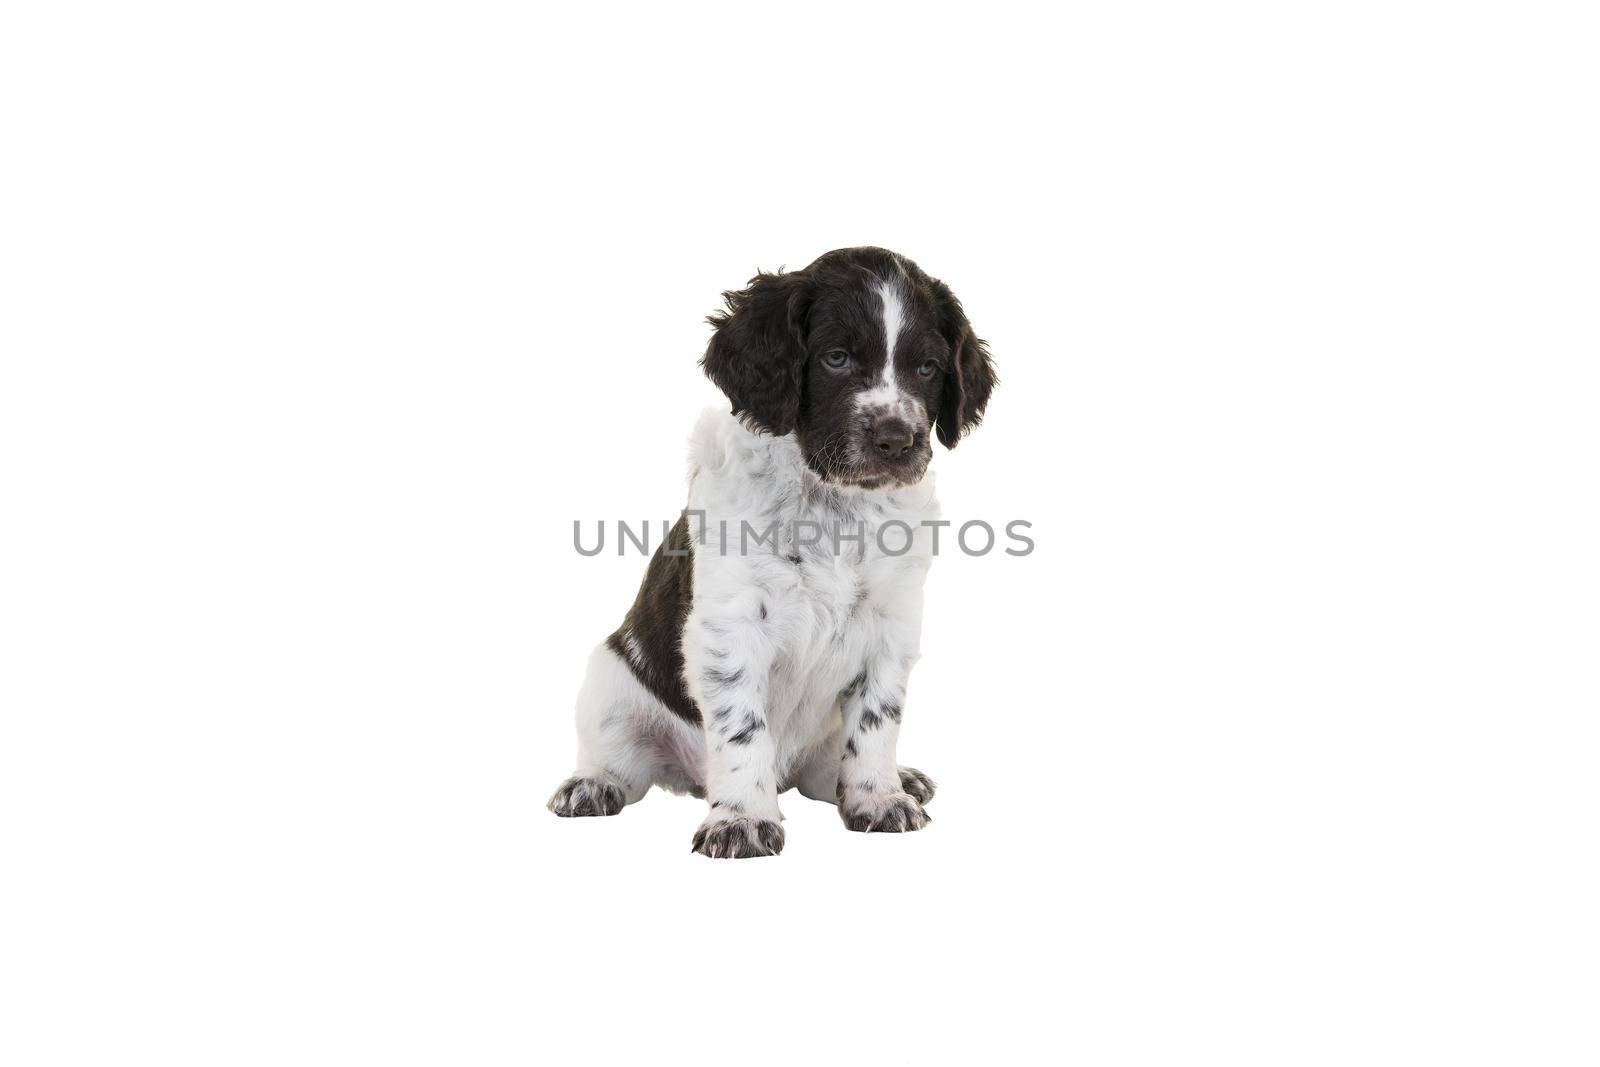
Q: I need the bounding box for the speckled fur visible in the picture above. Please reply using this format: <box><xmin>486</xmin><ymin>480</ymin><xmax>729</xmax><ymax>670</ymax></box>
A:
<box><xmin>547</xmin><ymin>247</ymin><xmax>994</xmax><ymax>857</ymax></box>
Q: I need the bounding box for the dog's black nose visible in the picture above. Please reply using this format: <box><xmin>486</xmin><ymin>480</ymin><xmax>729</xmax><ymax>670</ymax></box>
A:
<box><xmin>873</xmin><ymin>420</ymin><xmax>915</xmax><ymax>459</ymax></box>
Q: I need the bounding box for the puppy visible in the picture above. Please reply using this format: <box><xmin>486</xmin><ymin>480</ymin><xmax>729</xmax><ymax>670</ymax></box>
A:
<box><xmin>548</xmin><ymin>246</ymin><xmax>996</xmax><ymax>857</ymax></box>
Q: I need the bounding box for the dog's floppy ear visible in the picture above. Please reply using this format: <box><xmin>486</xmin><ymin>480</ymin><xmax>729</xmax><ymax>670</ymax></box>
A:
<box><xmin>931</xmin><ymin>278</ymin><xmax>997</xmax><ymax>448</ymax></box>
<box><xmin>702</xmin><ymin>268</ymin><xmax>812</xmax><ymax>436</ymax></box>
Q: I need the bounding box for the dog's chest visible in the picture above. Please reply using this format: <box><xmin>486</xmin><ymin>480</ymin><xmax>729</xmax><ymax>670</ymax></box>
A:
<box><xmin>737</xmin><ymin>478</ymin><xmax>929</xmax><ymax>599</ymax></box>
<box><xmin>687</xmin><ymin>414</ymin><xmax>937</xmax><ymax>743</ymax></box>
<box><xmin>744</xmin><ymin>490</ymin><xmax>933</xmax><ymax>727</ymax></box>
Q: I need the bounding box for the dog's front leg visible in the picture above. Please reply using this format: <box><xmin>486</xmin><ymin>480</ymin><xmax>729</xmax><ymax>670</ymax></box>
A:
<box><xmin>837</xmin><ymin>650</ymin><xmax>930</xmax><ymax>833</ymax></box>
<box><xmin>684</xmin><ymin>606</ymin><xmax>784</xmax><ymax>858</ymax></box>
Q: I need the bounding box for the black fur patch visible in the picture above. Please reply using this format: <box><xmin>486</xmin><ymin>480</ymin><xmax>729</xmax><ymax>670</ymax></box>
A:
<box><xmin>705</xmin><ymin>664</ymin><xmax>743</xmax><ymax>687</ymax></box>
<box><xmin>606</xmin><ymin>514</ymin><xmax>700</xmax><ymax>724</ymax></box>
<box><xmin>727</xmin><ymin>714</ymin><xmax>763</xmax><ymax>746</ymax></box>
<box><xmin>858</xmin><ymin>709</ymin><xmax>882</xmax><ymax>732</ymax></box>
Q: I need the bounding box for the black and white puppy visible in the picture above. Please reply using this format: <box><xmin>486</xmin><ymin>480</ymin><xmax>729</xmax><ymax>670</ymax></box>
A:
<box><xmin>548</xmin><ymin>246</ymin><xmax>996</xmax><ymax>858</ymax></box>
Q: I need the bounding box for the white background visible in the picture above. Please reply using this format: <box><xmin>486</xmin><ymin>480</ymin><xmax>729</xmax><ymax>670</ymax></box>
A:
<box><xmin>3</xmin><ymin>2</ymin><xmax>1596</xmax><ymax>1064</ymax></box>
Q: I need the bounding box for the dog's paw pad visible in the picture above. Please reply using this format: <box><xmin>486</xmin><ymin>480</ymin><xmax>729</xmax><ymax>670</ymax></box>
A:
<box><xmin>691</xmin><ymin>817</ymin><xmax>785</xmax><ymax>859</ymax></box>
<box><xmin>897</xmin><ymin>766</ymin><xmax>937</xmax><ymax>805</ymax></box>
<box><xmin>841</xmin><ymin>791</ymin><xmax>930</xmax><ymax>834</ymax></box>
<box><xmin>547</xmin><ymin>776</ymin><xmax>626</xmax><ymax>817</ymax></box>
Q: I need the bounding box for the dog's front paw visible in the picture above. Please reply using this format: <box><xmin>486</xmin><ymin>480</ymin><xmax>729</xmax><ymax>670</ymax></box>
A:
<box><xmin>691</xmin><ymin>817</ymin><xmax>785</xmax><ymax>859</ymax></box>
<box><xmin>840</xmin><ymin>791</ymin><xmax>931</xmax><ymax>834</ymax></box>
<box><xmin>547</xmin><ymin>776</ymin><xmax>626</xmax><ymax>817</ymax></box>
<box><xmin>897</xmin><ymin>766</ymin><xmax>937</xmax><ymax>805</ymax></box>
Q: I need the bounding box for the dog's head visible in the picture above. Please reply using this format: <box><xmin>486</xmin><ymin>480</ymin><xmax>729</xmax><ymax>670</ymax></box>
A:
<box><xmin>702</xmin><ymin>247</ymin><xmax>996</xmax><ymax>489</ymax></box>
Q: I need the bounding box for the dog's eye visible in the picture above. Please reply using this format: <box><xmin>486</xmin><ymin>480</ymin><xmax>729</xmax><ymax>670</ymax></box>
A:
<box><xmin>917</xmin><ymin>360</ymin><xmax>941</xmax><ymax>378</ymax></box>
<box><xmin>821</xmin><ymin>349</ymin><xmax>851</xmax><ymax>370</ymax></box>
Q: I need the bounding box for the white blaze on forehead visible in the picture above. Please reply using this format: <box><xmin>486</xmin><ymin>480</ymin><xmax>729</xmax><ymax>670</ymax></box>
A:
<box><xmin>855</xmin><ymin>279</ymin><xmax>920</xmax><ymax>425</ymax></box>
<box><xmin>878</xmin><ymin>280</ymin><xmax>905</xmax><ymax>365</ymax></box>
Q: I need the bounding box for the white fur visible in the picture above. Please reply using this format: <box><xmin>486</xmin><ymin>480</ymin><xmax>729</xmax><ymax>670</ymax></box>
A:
<box><xmin>569</xmin><ymin>642</ymin><xmax>705</xmax><ymax>802</ymax></box>
<box><xmin>560</xmin><ymin>407</ymin><xmax>939</xmax><ymax>842</ymax></box>
<box><xmin>853</xmin><ymin>279</ymin><xmax>923</xmax><ymax>430</ymax></box>
<box><xmin>879</xmin><ymin>279</ymin><xmax>905</xmax><ymax>364</ymax></box>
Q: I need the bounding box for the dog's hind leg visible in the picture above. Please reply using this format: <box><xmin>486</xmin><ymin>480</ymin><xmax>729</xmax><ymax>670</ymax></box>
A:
<box><xmin>547</xmin><ymin>643</ymin><xmax>699</xmax><ymax>817</ymax></box>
